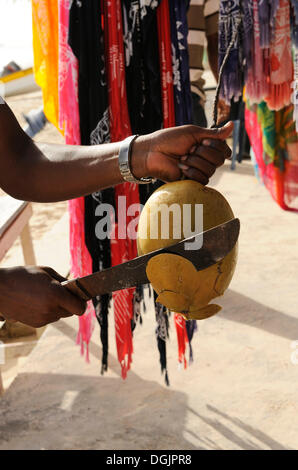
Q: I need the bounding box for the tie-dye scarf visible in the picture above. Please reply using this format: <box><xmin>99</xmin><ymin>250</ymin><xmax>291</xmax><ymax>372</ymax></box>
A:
<box><xmin>246</xmin><ymin>101</ymin><xmax>298</xmax><ymax>211</ymax></box>
<box><xmin>265</xmin><ymin>0</ymin><xmax>293</xmax><ymax>111</ymax></box>
<box><xmin>219</xmin><ymin>0</ymin><xmax>296</xmax><ymax>116</ymax></box>
<box><xmin>218</xmin><ymin>0</ymin><xmax>243</xmax><ymax>103</ymax></box>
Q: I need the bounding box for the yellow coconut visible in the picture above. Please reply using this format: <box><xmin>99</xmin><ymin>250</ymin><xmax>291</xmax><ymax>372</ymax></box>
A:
<box><xmin>137</xmin><ymin>180</ymin><xmax>238</xmax><ymax>319</ymax></box>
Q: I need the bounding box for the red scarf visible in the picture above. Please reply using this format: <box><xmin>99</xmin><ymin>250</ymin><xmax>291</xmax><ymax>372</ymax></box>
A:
<box><xmin>157</xmin><ymin>0</ymin><xmax>175</xmax><ymax>129</ymax></box>
<box><xmin>104</xmin><ymin>0</ymin><xmax>140</xmax><ymax>379</ymax></box>
<box><xmin>174</xmin><ymin>314</ymin><xmax>188</xmax><ymax>368</ymax></box>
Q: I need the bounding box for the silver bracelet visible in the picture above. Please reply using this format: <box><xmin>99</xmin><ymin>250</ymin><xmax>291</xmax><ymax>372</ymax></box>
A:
<box><xmin>118</xmin><ymin>135</ymin><xmax>154</xmax><ymax>184</ymax></box>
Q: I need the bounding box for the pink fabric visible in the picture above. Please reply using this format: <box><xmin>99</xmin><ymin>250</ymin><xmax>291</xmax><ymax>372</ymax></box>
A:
<box><xmin>58</xmin><ymin>0</ymin><xmax>81</xmax><ymax>144</ymax></box>
<box><xmin>246</xmin><ymin>0</ymin><xmax>270</xmax><ymax>103</ymax></box>
<box><xmin>68</xmin><ymin>198</ymin><xmax>95</xmax><ymax>361</ymax></box>
<box><xmin>265</xmin><ymin>0</ymin><xmax>293</xmax><ymax>110</ymax></box>
<box><xmin>58</xmin><ymin>0</ymin><xmax>95</xmax><ymax>360</ymax></box>
<box><xmin>245</xmin><ymin>106</ymin><xmax>279</xmax><ymax>204</ymax></box>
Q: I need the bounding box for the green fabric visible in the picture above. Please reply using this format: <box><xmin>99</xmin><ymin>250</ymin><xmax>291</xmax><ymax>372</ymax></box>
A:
<box><xmin>257</xmin><ymin>102</ymin><xmax>275</xmax><ymax>164</ymax></box>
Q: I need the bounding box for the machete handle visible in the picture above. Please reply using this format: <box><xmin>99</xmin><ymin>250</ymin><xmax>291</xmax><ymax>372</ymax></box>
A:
<box><xmin>61</xmin><ymin>278</ymin><xmax>92</xmax><ymax>302</ymax></box>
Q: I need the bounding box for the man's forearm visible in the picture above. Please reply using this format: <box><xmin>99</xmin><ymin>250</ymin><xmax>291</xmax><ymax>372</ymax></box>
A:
<box><xmin>15</xmin><ymin>137</ymin><xmax>148</xmax><ymax>202</ymax></box>
<box><xmin>6</xmin><ymin>137</ymin><xmax>152</xmax><ymax>203</ymax></box>
<box><xmin>2</xmin><ymin>139</ymin><xmax>126</xmax><ymax>202</ymax></box>
<box><xmin>0</xmin><ymin>101</ymin><xmax>148</xmax><ymax>202</ymax></box>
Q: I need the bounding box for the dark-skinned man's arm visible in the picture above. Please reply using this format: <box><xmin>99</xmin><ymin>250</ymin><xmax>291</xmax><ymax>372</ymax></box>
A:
<box><xmin>0</xmin><ymin>99</ymin><xmax>233</xmax><ymax>327</ymax></box>
<box><xmin>0</xmin><ymin>100</ymin><xmax>232</xmax><ymax>202</ymax></box>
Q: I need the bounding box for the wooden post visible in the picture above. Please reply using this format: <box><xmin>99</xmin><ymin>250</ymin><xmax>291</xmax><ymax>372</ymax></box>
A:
<box><xmin>20</xmin><ymin>221</ymin><xmax>36</xmax><ymax>265</ymax></box>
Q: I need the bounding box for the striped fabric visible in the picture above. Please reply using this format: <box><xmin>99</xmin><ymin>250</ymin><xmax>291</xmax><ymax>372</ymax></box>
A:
<box><xmin>187</xmin><ymin>0</ymin><xmax>219</xmax><ymax>100</ymax></box>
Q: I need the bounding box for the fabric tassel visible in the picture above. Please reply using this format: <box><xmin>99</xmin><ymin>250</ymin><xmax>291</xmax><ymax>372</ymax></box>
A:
<box><xmin>218</xmin><ymin>0</ymin><xmax>243</xmax><ymax>103</ymax></box>
<box><xmin>265</xmin><ymin>0</ymin><xmax>293</xmax><ymax>110</ymax></box>
<box><xmin>95</xmin><ymin>294</ymin><xmax>110</xmax><ymax>375</ymax></box>
<box><xmin>258</xmin><ymin>0</ymin><xmax>270</xmax><ymax>48</ymax></box>
<box><xmin>185</xmin><ymin>320</ymin><xmax>197</xmax><ymax>364</ymax></box>
<box><xmin>169</xmin><ymin>0</ymin><xmax>193</xmax><ymax>125</ymax></box>
<box><xmin>155</xmin><ymin>297</ymin><xmax>170</xmax><ymax>386</ymax></box>
<box><xmin>174</xmin><ymin>314</ymin><xmax>188</xmax><ymax>369</ymax></box>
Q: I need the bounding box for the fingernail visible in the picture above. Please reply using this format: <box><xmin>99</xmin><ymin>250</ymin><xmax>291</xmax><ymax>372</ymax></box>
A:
<box><xmin>202</xmin><ymin>139</ymin><xmax>211</xmax><ymax>146</ymax></box>
<box><xmin>190</xmin><ymin>146</ymin><xmax>196</xmax><ymax>154</ymax></box>
<box><xmin>181</xmin><ymin>155</ymin><xmax>188</xmax><ymax>161</ymax></box>
<box><xmin>178</xmin><ymin>163</ymin><xmax>189</xmax><ymax>171</ymax></box>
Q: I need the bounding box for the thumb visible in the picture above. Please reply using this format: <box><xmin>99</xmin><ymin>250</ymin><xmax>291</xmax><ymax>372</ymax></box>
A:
<box><xmin>195</xmin><ymin>121</ymin><xmax>234</xmax><ymax>141</ymax></box>
<box><xmin>41</xmin><ymin>266</ymin><xmax>67</xmax><ymax>283</ymax></box>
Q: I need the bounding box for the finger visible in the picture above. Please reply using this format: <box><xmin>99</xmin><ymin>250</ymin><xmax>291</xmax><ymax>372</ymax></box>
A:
<box><xmin>48</xmin><ymin>309</ymin><xmax>73</xmax><ymax>323</ymax></box>
<box><xmin>193</xmin><ymin>121</ymin><xmax>234</xmax><ymax>142</ymax></box>
<box><xmin>42</xmin><ymin>268</ymin><xmax>86</xmax><ymax>315</ymax></box>
<box><xmin>179</xmin><ymin>157</ymin><xmax>216</xmax><ymax>178</ymax></box>
<box><xmin>51</xmin><ymin>283</ymin><xmax>87</xmax><ymax>317</ymax></box>
<box><xmin>60</xmin><ymin>291</ymin><xmax>87</xmax><ymax>317</ymax></box>
<box><xmin>181</xmin><ymin>167</ymin><xmax>209</xmax><ymax>185</ymax></box>
<box><xmin>155</xmin><ymin>157</ymin><xmax>182</xmax><ymax>182</ymax></box>
<box><xmin>200</xmin><ymin>140</ymin><xmax>232</xmax><ymax>160</ymax></box>
<box><xmin>57</xmin><ymin>308</ymin><xmax>73</xmax><ymax>319</ymax></box>
<box><xmin>184</xmin><ymin>146</ymin><xmax>226</xmax><ymax>168</ymax></box>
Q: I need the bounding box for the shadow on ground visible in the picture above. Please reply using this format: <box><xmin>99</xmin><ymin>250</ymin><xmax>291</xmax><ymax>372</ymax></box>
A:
<box><xmin>0</xmin><ymin>315</ymin><xmax>289</xmax><ymax>450</ymax></box>
<box><xmin>220</xmin><ymin>290</ymin><xmax>298</xmax><ymax>341</ymax></box>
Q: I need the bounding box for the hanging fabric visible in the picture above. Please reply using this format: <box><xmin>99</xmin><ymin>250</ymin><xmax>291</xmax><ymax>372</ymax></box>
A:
<box><xmin>245</xmin><ymin>101</ymin><xmax>298</xmax><ymax>211</ymax></box>
<box><xmin>122</xmin><ymin>0</ymin><xmax>162</xmax><ymax>135</ymax></box>
<box><xmin>157</xmin><ymin>0</ymin><xmax>197</xmax><ymax>370</ymax></box>
<box><xmin>32</xmin><ymin>0</ymin><xmax>59</xmax><ymax>128</ymax></box>
<box><xmin>265</xmin><ymin>0</ymin><xmax>293</xmax><ymax>111</ymax></box>
<box><xmin>32</xmin><ymin>0</ymin><xmax>197</xmax><ymax>381</ymax></box>
<box><xmin>121</xmin><ymin>0</ymin><xmax>173</xmax><ymax>384</ymax></box>
<box><xmin>58</xmin><ymin>0</ymin><xmax>80</xmax><ymax>145</ymax></box>
<box><xmin>174</xmin><ymin>314</ymin><xmax>188</xmax><ymax>369</ymax></box>
<box><xmin>169</xmin><ymin>0</ymin><xmax>193</xmax><ymax>126</ymax></box>
<box><xmin>104</xmin><ymin>0</ymin><xmax>141</xmax><ymax>379</ymax></box>
<box><xmin>217</xmin><ymin>0</ymin><xmax>297</xmax><ymax>212</ymax></box>
<box><xmin>68</xmin><ymin>0</ymin><xmax>113</xmax><ymax>369</ymax></box>
<box><xmin>218</xmin><ymin>0</ymin><xmax>243</xmax><ymax>104</ymax></box>
<box><xmin>245</xmin><ymin>0</ymin><xmax>270</xmax><ymax>104</ymax></box>
<box><xmin>219</xmin><ymin>0</ymin><xmax>296</xmax><ymax>112</ymax></box>
<box><xmin>157</xmin><ymin>0</ymin><xmax>176</xmax><ymax>128</ymax></box>
<box><xmin>58</xmin><ymin>0</ymin><xmax>95</xmax><ymax>361</ymax></box>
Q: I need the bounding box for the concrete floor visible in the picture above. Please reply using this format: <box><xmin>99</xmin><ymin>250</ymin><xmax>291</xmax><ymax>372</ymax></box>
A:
<box><xmin>0</xmin><ymin>159</ymin><xmax>297</xmax><ymax>450</ymax></box>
